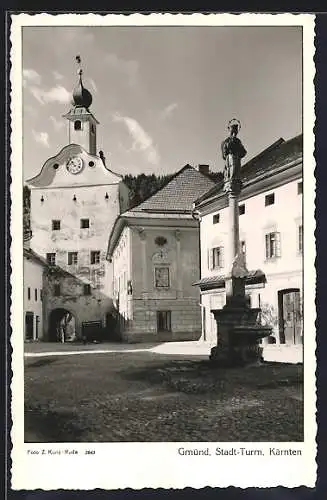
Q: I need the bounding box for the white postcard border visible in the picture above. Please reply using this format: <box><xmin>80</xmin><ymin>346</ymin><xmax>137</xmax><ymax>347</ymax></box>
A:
<box><xmin>10</xmin><ymin>12</ymin><xmax>316</xmax><ymax>490</ymax></box>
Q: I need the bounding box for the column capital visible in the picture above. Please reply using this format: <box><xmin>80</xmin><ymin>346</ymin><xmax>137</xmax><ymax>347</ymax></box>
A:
<box><xmin>175</xmin><ymin>229</ymin><xmax>181</xmax><ymax>242</ymax></box>
<box><xmin>136</xmin><ymin>227</ymin><xmax>146</xmax><ymax>241</ymax></box>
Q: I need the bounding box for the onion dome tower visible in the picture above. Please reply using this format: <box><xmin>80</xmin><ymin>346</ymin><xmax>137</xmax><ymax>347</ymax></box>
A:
<box><xmin>63</xmin><ymin>55</ymin><xmax>99</xmax><ymax>155</ymax></box>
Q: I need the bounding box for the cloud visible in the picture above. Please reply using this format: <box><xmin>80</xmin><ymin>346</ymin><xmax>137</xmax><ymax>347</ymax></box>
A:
<box><xmin>29</xmin><ymin>84</ymin><xmax>71</xmax><ymax>105</ymax></box>
<box><xmin>23</xmin><ymin>68</ymin><xmax>41</xmax><ymax>87</ymax></box>
<box><xmin>50</xmin><ymin>115</ymin><xmax>65</xmax><ymax>131</ymax></box>
<box><xmin>53</xmin><ymin>70</ymin><xmax>64</xmax><ymax>81</ymax></box>
<box><xmin>89</xmin><ymin>78</ymin><xmax>97</xmax><ymax>93</ymax></box>
<box><xmin>160</xmin><ymin>102</ymin><xmax>178</xmax><ymax>120</ymax></box>
<box><xmin>32</xmin><ymin>130</ymin><xmax>50</xmax><ymax>148</ymax></box>
<box><xmin>113</xmin><ymin>113</ymin><xmax>160</xmax><ymax>165</ymax></box>
<box><xmin>105</xmin><ymin>54</ymin><xmax>139</xmax><ymax>87</ymax></box>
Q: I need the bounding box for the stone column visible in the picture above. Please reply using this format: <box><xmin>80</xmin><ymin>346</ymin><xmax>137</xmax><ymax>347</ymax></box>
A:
<box><xmin>210</xmin><ymin>120</ymin><xmax>272</xmax><ymax>365</ymax></box>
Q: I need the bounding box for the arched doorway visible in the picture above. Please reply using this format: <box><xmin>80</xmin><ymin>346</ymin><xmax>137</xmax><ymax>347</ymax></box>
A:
<box><xmin>49</xmin><ymin>309</ymin><xmax>76</xmax><ymax>342</ymax></box>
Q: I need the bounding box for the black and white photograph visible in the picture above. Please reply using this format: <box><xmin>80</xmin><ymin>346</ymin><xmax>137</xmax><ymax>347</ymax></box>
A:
<box><xmin>10</xmin><ymin>13</ymin><xmax>316</xmax><ymax>490</ymax></box>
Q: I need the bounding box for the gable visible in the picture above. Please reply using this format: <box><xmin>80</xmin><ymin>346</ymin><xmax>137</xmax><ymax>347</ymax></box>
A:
<box><xmin>26</xmin><ymin>144</ymin><xmax>122</xmax><ymax>189</ymax></box>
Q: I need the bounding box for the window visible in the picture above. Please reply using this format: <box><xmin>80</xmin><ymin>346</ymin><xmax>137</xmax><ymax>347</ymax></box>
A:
<box><xmin>157</xmin><ymin>311</ymin><xmax>171</xmax><ymax>332</ymax></box>
<box><xmin>91</xmin><ymin>124</ymin><xmax>95</xmax><ymax>134</ymax></box>
<box><xmin>265</xmin><ymin>193</ymin><xmax>275</xmax><ymax>206</ymax></box>
<box><xmin>155</xmin><ymin>267</ymin><xmax>170</xmax><ymax>288</ymax></box>
<box><xmin>298</xmin><ymin>181</ymin><xmax>303</xmax><ymax>195</ymax></box>
<box><xmin>265</xmin><ymin>232</ymin><xmax>281</xmax><ymax>259</ymax></box>
<box><xmin>40</xmin><ymin>289</ymin><xmax>43</xmax><ymax>301</ymax></box>
<box><xmin>68</xmin><ymin>252</ymin><xmax>78</xmax><ymax>265</ymax></box>
<box><xmin>83</xmin><ymin>284</ymin><xmax>91</xmax><ymax>296</ymax></box>
<box><xmin>27</xmin><ymin>287</ymin><xmax>31</xmax><ymax>300</ymax></box>
<box><xmin>298</xmin><ymin>225</ymin><xmax>303</xmax><ymax>253</ymax></box>
<box><xmin>239</xmin><ymin>204</ymin><xmax>245</xmax><ymax>215</ymax></box>
<box><xmin>74</xmin><ymin>120</ymin><xmax>81</xmax><ymax>131</ymax></box>
<box><xmin>52</xmin><ymin>220</ymin><xmax>61</xmax><ymax>231</ymax></box>
<box><xmin>35</xmin><ymin>288</ymin><xmax>37</xmax><ymax>301</ymax></box>
<box><xmin>209</xmin><ymin>246</ymin><xmax>224</xmax><ymax>270</ymax></box>
<box><xmin>46</xmin><ymin>253</ymin><xmax>56</xmax><ymax>266</ymax></box>
<box><xmin>81</xmin><ymin>218</ymin><xmax>89</xmax><ymax>229</ymax></box>
<box><xmin>90</xmin><ymin>251</ymin><xmax>100</xmax><ymax>264</ymax></box>
<box><xmin>213</xmin><ymin>213</ymin><xmax>220</xmax><ymax>224</ymax></box>
<box><xmin>54</xmin><ymin>284</ymin><xmax>61</xmax><ymax>297</ymax></box>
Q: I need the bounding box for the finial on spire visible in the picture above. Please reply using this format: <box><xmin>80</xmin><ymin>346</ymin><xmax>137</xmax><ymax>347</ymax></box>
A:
<box><xmin>76</xmin><ymin>55</ymin><xmax>82</xmax><ymax>76</ymax></box>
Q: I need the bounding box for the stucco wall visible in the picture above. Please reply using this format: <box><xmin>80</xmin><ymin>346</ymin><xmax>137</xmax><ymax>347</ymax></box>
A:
<box><xmin>118</xmin><ymin>225</ymin><xmax>201</xmax><ymax>342</ymax></box>
<box><xmin>199</xmin><ymin>177</ymin><xmax>303</xmax><ymax>344</ymax></box>
<box><xmin>23</xmin><ymin>257</ymin><xmax>44</xmax><ymax>340</ymax></box>
<box><xmin>29</xmin><ymin>181</ymin><xmax>124</xmax><ymax>339</ymax></box>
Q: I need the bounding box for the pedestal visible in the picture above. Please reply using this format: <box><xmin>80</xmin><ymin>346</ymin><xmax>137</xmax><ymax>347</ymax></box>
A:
<box><xmin>210</xmin><ymin>304</ymin><xmax>272</xmax><ymax>367</ymax></box>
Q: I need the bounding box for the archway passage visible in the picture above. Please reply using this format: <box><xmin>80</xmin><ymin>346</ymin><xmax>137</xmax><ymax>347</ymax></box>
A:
<box><xmin>49</xmin><ymin>308</ymin><xmax>76</xmax><ymax>342</ymax></box>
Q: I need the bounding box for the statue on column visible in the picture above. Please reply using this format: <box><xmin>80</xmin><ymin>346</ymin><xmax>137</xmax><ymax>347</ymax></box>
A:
<box><xmin>221</xmin><ymin>119</ymin><xmax>247</xmax><ymax>188</ymax></box>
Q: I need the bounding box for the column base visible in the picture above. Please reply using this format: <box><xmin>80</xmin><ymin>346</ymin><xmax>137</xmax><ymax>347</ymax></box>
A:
<box><xmin>209</xmin><ymin>343</ymin><xmax>264</xmax><ymax>367</ymax></box>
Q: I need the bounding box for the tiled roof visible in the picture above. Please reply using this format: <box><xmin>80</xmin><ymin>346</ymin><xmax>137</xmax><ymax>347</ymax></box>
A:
<box><xmin>193</xmin><ymin>270</ymin><xmax>267</xmax><ymax>290</ymax></box>
<box><xmin>195</xmin><ymin>134</ymin><xmax>303</xmax><ymax>206</ymax></box>
<box><xmin>129</xmin><ymin>165</ymin><xmax>215</xmax><ymax>214</ymax></box>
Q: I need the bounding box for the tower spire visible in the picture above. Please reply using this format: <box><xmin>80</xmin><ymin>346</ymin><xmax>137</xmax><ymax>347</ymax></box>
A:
<box><xmin>72</xmin><ymin>55</ymin><xmax>92</xmax><ymax>109</ymax></box>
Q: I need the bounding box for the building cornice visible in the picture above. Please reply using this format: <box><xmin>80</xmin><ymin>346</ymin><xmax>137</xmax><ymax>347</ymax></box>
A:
<box><xmin>195</xmin><ymin>158</ymin><xmax>302</xmax><ymax>216</ymax></box>
<box><xmin>106</xmin><ymin>213</ymin><xmax>199</xmax><ymax>260</ymax></box>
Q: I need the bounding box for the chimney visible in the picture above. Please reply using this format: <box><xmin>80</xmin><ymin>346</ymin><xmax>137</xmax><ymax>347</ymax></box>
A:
<box><xmin>197</xmin><ymin>164</ymin><xmax>210</xmax><ymax>176</ymax></box>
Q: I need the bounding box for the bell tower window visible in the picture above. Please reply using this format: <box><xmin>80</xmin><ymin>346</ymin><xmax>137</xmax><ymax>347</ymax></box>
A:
<box><xmin>74</xmin><ymin>120</ymin><xmax>82</xmax><ymax>131</ymax></box>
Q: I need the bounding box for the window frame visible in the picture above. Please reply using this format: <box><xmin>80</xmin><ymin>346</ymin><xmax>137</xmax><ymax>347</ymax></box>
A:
<box><xmin>154</xmin><ymin>266</ymin><xmax>170</xmax><ymax>289</ymax></box>
<box><xmin>265</xmin><ymin>193</ymin><xmax>275</xmax><ymax>207</ymax></box>
<box><xmin>52</xmin><ymin>219</ymin><xmax>61</xmax><ymax>231</ymax></box>
<box><xmin>74</xmin><ymin>120</ymin><xmax>82</xmax><ymax>131</ymax></box>
<box><xmin>46</xmin><ymin>253</ymin><xmax>56</xmax><ymax>266</ymax></box>
<box><xmin>265</xmin><ymin>231</ymin><xmax>281</xmax><ymax>260</ymax></box>
<box><xmin>68</xmin><ymin>251</ymin><xmax>78</xmax><ymax>265</ymax></box>
<box><xmin>54</xmin><ymin>284</ymin><xmax>61</xmax><ymax>297</ymax></box>
<box><xmin>210</xmin><ymin>246</ymin><xmax>224</xmax><ymax>270</ymax></box>
<box><xmin>239</xmin><ymin>204</ymin><xmax>245</xmax><ymax>215</ymax></box>
<box><xmin>80</xmin><ymin>218</ymin><xmax>90</xmax><ymax>229</ymax></box>
<box><xmin>83</xmin><ymin>284</ymin><xmax>91</xmax><ymax>296</ymax></box>
<box><xmin>212</xmin><ymin>213</ymin><xmax>220</xmax><ymax>224</ymax></box>
<box><xmin>90</xmin><ymin>250</ymin><xmax>101</xmax><ymax>265</ymax></box>
<box><xmin>298</xmin><ymin>224</ymin><xmax>303</xmax><ymax>254</ymax></box>
<box><xmin>156</xmin><ymin>310</ymin><xmax>172</xmax><ymax>332</ymax></box>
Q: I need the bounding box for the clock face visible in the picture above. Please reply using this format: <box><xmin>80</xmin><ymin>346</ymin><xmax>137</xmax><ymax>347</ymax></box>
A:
<box><xmin>66</xmin><ymin>157</ymin><xmax>84</xmax><ymax>174</ymax></box>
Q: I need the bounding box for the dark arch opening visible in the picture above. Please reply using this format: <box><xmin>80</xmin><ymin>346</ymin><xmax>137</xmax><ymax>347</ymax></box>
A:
<box><xmin>74</xmin><ymin>120</ymin><xmax>82</xmax><ymax>131</ymax></box>
<box><xmin>49</xmin><ymin>308</ymin><xmax>76</xmax><ymax>342</ymax></box>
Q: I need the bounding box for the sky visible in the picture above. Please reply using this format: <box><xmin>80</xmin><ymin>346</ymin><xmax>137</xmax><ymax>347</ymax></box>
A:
<box><xmin>22</xmin><ymin>26</ymin><xmax>302</xmax><ymax>180</ymax></box>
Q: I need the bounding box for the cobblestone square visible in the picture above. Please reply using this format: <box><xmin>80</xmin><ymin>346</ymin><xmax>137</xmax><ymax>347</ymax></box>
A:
<box><xmin>24</xmin><ymin>351</ymin><xmax>303</xmax><ymax>442</ymax></box>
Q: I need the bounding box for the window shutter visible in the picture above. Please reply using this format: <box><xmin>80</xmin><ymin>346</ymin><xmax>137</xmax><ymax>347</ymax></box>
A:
<box><xmin>265</xmin><ymin>234</ymin><xmax>269</xmax><ymax>259</ymax></box>
<box><xmin>220</xmin><ymin>246</ymin><xmax>224</xmax><ymax>268</ymax></box>
<box><xmin>208</xmin><ymin>249</ymin><xmax>213</xmax><ymax>270</ymax></box>
<box><xmin>275</xmin><ymin>232</ymin><xmax>281</xmax><ymax>257</ymax></box>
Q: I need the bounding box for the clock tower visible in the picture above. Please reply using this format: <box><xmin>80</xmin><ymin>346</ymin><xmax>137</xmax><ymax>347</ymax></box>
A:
<box><xmin>26</xmin><ymin>57</ymin><xmax>130</xmax><ymax>342</ymax></box>
<box><xmin>63</xmin><ymin>56</ymin><xmax>99</xmax><ymax>155</ymax></box>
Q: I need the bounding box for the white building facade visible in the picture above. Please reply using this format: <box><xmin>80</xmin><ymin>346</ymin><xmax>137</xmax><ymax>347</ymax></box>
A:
<box><xmin>107</xmin><ymin>165</ymin><xmax>215</xmax><ymax>342</ymax></box>
<box><xmin>194</xmin><ymin>136</ymin><xmax>303</xmax><ymax>349</ymax></box>
<box><xmin>23</xmin><ymin>246</ymin><xmax>47</xmax><ymax>341</ymax></box>
<box><xmin>26</xmin><ymin>64</ymin><xmax>129</xmax><ymax>341</ymax></box>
